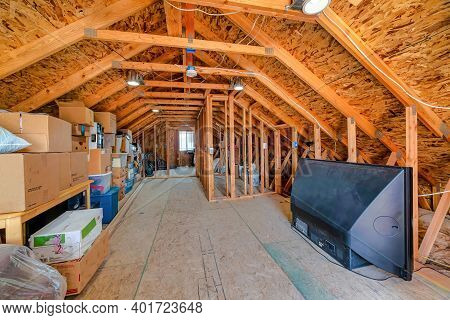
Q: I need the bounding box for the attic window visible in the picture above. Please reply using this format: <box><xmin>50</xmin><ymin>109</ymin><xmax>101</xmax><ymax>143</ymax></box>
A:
<box><xmin>179</xmin><ymin>131</ymin><xmax>194</xmax><ymax>152</ymax></box>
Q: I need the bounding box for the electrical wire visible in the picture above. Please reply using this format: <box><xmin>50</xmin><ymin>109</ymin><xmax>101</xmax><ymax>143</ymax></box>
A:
<box><xmin>418</xmin><ymin>190</ymin><xmax>450</xmax><ymax>197</ymax></box>
<box><xmin>164</xmin><ymin>0</ymin><xmax>241</xmax><ymax>16</ymax></box>
<box><xmin>322</xmin><ymin>11</ymin><xmax>450</xmax><ymax>110</ymax></box>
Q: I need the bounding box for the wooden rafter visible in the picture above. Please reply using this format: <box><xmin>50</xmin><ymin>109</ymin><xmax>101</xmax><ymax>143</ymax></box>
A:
<box><xmin>174</xmin><ymin>0</ymin><xmax>317</xmax><ymax>23</ymax></box>
<box><xmin>143</xmin><ymin>80</ymin><xmax>230</xmax><ymax>90</ymax></box>
<box><xmin>84</xmin><ymin>29</ymin><xmax>275</xmax><ymax>57</ymax></box>
<box><xmin>318</xmin><ymin>8</ymin><xmax>449</xmax><ymax>142</ymax></box>
<box><xmin>164</xmin><ymin>1</ymin><xmax>183</xmax><ymax>37</ymax></box>
<box><xmin>113</xmin><ymin>61</ymin><xmax>253</xmax><ymax>77</ymax></box>
<box><xmin>0</xmin><ymin>0</ymin><xmax>158</xmax><ymax>80</ymax></box>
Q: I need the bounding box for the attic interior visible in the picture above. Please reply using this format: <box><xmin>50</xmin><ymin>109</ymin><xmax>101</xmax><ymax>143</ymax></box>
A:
<box><xmin>0</xmin><ymin>0</ymin><xmax>449</xmax><ymax>300</ymax></box>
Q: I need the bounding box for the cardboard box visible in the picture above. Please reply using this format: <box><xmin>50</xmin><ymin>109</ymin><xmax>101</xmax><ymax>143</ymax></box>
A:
<box><xmin>113</xmin><ymin>136</ymin><xmax>122</xmax><ymax>153</ymax></box>
<box><xmin>70</xmin><ymin>152</ymin><xmax>88</xmax><ymax>186</ymax></box>
<box><xmin>0</xmin><ymin>153</ymin><xmax>59</xmax><ymax>213</ymax></box>
<box><xmin>59</xmin><ymin>153</ymin><xmax>71</xmax><ymax>191</ymax></box>
<box><xmin>94</xmin><ymin>112</ymin><xmax>116</xmax><ymax>134</ymax></box>
<box><xmin>88</xmin><ymin>149</ymin><xmax>111</xmax><ymax>175</ymax></box>
<box><xmin>112</xmin><ymin>153</ymin><xmax>128</xmax><ymax>168</ymax></box>
<box><xmin>57</xmin><ymin>100</ymin><xmax>94</xmax><ymax>126</ymax></box>
<box><xmin>112</xmin><ymin>167</ymin><xmax>127</xmax><ymax>179</ymax></box>
<box><xmin>89</xmin><ymin>123</ymin><xmax>99</xmax><ymax>150</ymax></box>
<box><xmin>72</xmin><ymin>124</ymin><xmax>90</xmax><ymax>137</ymax></box>
<box><xmin>112</xmin><ymin>177</ymin><xmax>125</xmax><ymax>188</ymax></box>
<box><xmin>51</xmin><ymin>230</ymin><xmax>109</xmax><ymax>296</ymax></box>
<box><xmin>103</xmin><ymin>133</ymin><xmax>115</xmax><ymax>149</ymax></box>
<box><xmin>29</xmin><ymin>208</ymin><xmax>103</xmax><ymax>264</ymax></box>
<box><xmin>121</xmin><ymin>136</ymin><xmax>130</xmax><ymax>153</ymax></box>
<box><xmin>72</xmin><ymin>136</ymin><xmax>88</xmax><ymax>152</ymax></box>
<box><xmin>0</xmin><ymin>113</ymin><xmax>72</xmax><ymax>153</ymax></box>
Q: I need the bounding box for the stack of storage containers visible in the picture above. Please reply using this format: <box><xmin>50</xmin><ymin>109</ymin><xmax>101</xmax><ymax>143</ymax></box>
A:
<box><xmin>112</xmin><ymin>153</ymin><xmax>128</xmax><ymax>200</ymax></box>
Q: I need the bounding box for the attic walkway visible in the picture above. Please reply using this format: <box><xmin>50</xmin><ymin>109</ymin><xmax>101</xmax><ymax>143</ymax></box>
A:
<box><xmin>75</xmin><ymin>178</ymin><xmax>448</xmax><ymax>300</ymax></box>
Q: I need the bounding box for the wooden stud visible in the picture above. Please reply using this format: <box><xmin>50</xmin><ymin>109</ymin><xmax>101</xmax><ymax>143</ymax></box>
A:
<box><xmin>432</xmin><ymin>184</ymin><xmax>442</xmax><ymax>211</ymax></box>
<box><xmin>406</xmin><ymin>106</ymin><xmax>419</xmax><ymax>263</ymax></box>
<box><xmin>274</xmin><ymin>130</ymin><xmax>281</xmax><ymax>194</ymax></box>
<box><xmin>153</xmin><ymin>124</ymin><xmax>157</xmax><ymax>173</ymax></box>
<box><xmin>386</xmin><ymin>152</ymin><xmax>398</xmax><ymax>166</ymax></box>
<box><xmin>347</xmin><ymin>117</ymin><xmax>357</xmax><ymax>162</ymax></box>
<box><xmin>166</xmin><ymin>122</ymin><xmax>170</xmax><ymax>177</ymax></box>
<box><xmin>242</xmin><ymin>106</ymin><xmax>248</xmax><ymax>195</ymax></box>
<box><xmin>260</xmin><ymin>121</ymin><xmax>265</xmax><ymax>193</ymax></box>
<box><xmin>224</xmin><ymin>100</ymin><xmax>229</xmax><ymax>197</ymax></box>
<box><xmin>206</xmin><ymin>95</ymin><xmax>214</xmax><ymax>200</ymax></box>
<box><xmin>314</xmin><ymin>124</ymin><xmax>321</xmax><ymax>160</ymax></box>
<box><xmin>292</xmin><ymin>127</ymin><xmax>298</xmax><ymax>179</ymax></box>
<box><xmin>418</xmin><ymin>179</ymin><xmax>450</xmax><ymax>263</ymax></box>
<box><xmin>229</xmin><ymin>95</ymin><xmax>236</xmax><ymax>198</ymax></box>
<box><xmin>248</xmin><ymin>107</ymin><xmax>254</xmax><ymax>195</ymax></box>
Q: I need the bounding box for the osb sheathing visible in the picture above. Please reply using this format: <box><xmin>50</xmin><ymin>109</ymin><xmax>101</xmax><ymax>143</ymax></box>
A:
<box><xmin>0</xmin><ymin>0</ymin><xmax>448</xmax><ymax>185</ymax></box>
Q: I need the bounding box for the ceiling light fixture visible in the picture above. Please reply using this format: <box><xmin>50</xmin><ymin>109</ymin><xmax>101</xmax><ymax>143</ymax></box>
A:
<box><xmin>186</xmin><ymin>65</ymin><xmax>197</xmax><ymax>78</ymax></box>
<box><xmin>288</xmin><ymin>0</ymin><xmax>331</xmax><ymax>15</ymax></box>
<box><xmin>126</xmin><ymin>70</ymin><xmax>144</xmax><ymax>86</ymax></box>
<box><xmin>152</xmin><ymin>109</ymin><xmax>160</xmax><ymax>113</ymax></box>
<box><xmin>231</xmin><ymin>78</ymin><xmax>244</xmax><ymax>91</ymax></box>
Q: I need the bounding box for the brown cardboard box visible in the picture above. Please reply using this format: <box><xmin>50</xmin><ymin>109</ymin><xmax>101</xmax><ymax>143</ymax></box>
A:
<box><xmin>72</xmin><ymin>136</ymin><xmax>88</xmax><ymax>152</ymax></box>
<box><xmin>58</xmin><ymin>101</ymin><xmax>94</xmax><ymax>126</ymax></box>
<box><xmin>0</xmin><ymin>113</ymin><xmax>71</xmax><ymax>153</ymax></box>
<box><xmin>88</xmin><ymin>149</ymin><xmax>111</xmax><ymax>175</ymax></box>
<box><xmin>112</xmin><ymin>177</ymin><xmax>125</xmax><ymax>188</ymax></box>
<box><xmin>94</xmin><ymin>112</ymin><xmax>116</xmax><ymax>134</ymax></box>
<box><xmin>0</xmin><ymin>153</ymin><xmax>59</xmax><ymax>213</ymax></box>
<box><xmin>103</xmin><ymin>133</ymin><xmax>116</xmax><ymax>149</ymax></box>
<box><xmin>121</xmin><ymin>136</ymin><xmax>130</xmax><ymax>153</ymax></box>
<box><xmin>59</xmin><ymin>153</ymin><xmax>71</xmax><ymax>191</ymax></box>
<box><xmin>51</xmin><ymin>231</ymin><xmax>109</xmax><ymax>296</ymax></box>
<box><xmin>112</xmin><ymin>167</ymin><xmax>127</xmax><ymax>179</ymax></box>
<box><xmin>72</xmin><ymin>124</ymin><xmax>90</xmax><ymax>137</ymax></box>
<box><xmin>70</xmin><ymin>152</ymin><xmax>88</xmax><ymax>186</ymax></box>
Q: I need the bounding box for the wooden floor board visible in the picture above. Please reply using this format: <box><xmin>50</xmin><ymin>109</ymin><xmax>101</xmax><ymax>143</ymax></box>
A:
<box><xmin>77</xmin><ymin>177</ymin><xmax>448</xmax><ymax>300</ymax></box>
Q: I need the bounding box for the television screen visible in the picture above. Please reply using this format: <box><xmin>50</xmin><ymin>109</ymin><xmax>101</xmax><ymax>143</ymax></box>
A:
<box><xmin>291</xmin><ymin>159</ymin><xmax>413</xmax><ymax>280</ymax></box>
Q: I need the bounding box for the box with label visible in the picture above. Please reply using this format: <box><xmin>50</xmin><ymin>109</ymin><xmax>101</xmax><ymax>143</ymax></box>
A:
<box><xmin>0</xmin><ymin>153</ymin><xmax>59</xmax><ymax>213</ymax></box>
<box><xmin>57</xmin><ymin>101</ymin><xmax>94</xmax><ymax>126</ymax></box>
<box><xmin>72</xmin><ymin>136</ymin><xmax>88</xmax><ymax>152</ymax></box>
<box><xmin>51</xmin><ymin>230</ymin><xmax>109</xmax><ymax>296</ymax></box>
<box><xmin>88</xmin><ymin>149</ymin><xmax>111</xmax><ymax>175</ymax></box>
<box><xmin>70</xmin><ymin>152</ymin><xmax>88</xmax><ymax>186</ymax></box>
<box><xmin>94</xmin><ymin>112</ymin><xmax>116</xmax><ymax>134</ymax></box>
<box><xmin>58</xmin><ymin>153</ymin><xmax>71</xmax><ymax>191</ymax></box>
<box><xmin>30</xmin><ymin>208</ymin><xmax>103</xmax><ymax>264</ymax></box>
<box><xmin>72</xmin><ymin>124</ymin><xmax>90</xmax><ymax>137</ymax></box>
<box><xmin>0</xmin><ymin>113</ymin><xmax>72</xmax><ymax>153</ymax></box>
<box><xmin>111</xmin><ymin>153</ymin><xmax>128</xmax><ymax>168</ymax></box>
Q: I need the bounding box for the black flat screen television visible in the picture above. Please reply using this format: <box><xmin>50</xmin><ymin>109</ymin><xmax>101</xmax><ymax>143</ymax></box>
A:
<box><xmin>291</xmin><ymin>159</ymin><xmax>413</xmax><ymax>280</ymax></box>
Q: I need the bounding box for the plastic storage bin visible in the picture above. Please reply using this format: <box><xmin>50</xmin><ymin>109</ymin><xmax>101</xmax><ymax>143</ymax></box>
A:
<box><xmin>90</xmin><ymin>186</ymin><xmax>119</xmax><ymax>224</ymax></box>
<box><xmin>124</xmin><ymin>178</ymin><xmax>134</xmax><ymax>194</ymax></box>
<box><xmin>89</xmin><ymin>172</ymin><xmax>112</xmax><ymax>195</ymax></box>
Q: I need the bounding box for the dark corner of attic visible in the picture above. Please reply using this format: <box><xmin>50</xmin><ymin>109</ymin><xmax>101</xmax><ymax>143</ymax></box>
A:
<box><xmin>0</xmin><ymin>102</ymin><xmax>138</xmax><ymax>298</ymax></box>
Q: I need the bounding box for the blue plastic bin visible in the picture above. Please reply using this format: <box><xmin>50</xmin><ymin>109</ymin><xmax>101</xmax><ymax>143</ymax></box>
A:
<box><xmin>90</xmin><ymin>186</ymin><xmax>119</xmax><ymax>224</ymax></box>
<box><xmin>124</xmin><ymin>178</ymin><xmax>134</xmax><ymax>194</ymax></box>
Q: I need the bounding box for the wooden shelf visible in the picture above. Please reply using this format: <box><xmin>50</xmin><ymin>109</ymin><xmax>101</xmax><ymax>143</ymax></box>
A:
<box><xmin>0</xmin><ymin>180</ymin><xmax>92</xmax><ymax>245</ymax></box>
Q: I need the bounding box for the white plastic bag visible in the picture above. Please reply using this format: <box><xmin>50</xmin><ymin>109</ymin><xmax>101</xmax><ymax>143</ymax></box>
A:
<box><xmin>0</xmin><ymin>245</ymin><xmax>67</xmax><ymax>299</ymax></box>
<box><xmin>0</xmin><ymin>126</ymin><xmax>31</xmax><ymax>153</ymax></box>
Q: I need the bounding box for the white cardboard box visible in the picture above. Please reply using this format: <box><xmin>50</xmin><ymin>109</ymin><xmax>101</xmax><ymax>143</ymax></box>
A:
<box><xmin>29</xmin><ymin>208</ymin><xmax>103</xmax><ymax>264</ymax></box>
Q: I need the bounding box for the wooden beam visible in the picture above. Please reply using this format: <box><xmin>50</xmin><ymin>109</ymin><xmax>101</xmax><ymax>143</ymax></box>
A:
<box><xmin>0</xmin><ymin>0</ymin><xmax>157</xmax><ymax>80</ymax></box>
<box><xmin>175</xmin><ymin>0</ymin><xmax>317</xmax><ymax>23</ymax></box>
<box><xmin>229</xmin><ymin>95</ymin><xmax>236</xmax><ymax>198</ymax></box>
<box><xmin>242</xmin><ymin>105</ymin><xmax>247</xmax><ymax>195</ymax></box>
<box><xmin>154</xmin><ymin>124</ymin><xmax>158</xmax><ymax>172</ymax></box>
<box><xmin>260</xmin><ymin>121</ymin><xmax>265</xmax><ymax>193</ymax></box>
<box><xmin>406</xmin><ymin>106</ymin><xmax>419</xmax><ymax>263</ymax></box>
<box><xmin>418</xmin><ymin>179</ymin><xmax>450</xmax><ymax>263</ymax></box>
<box><xmin>143</xmin><ymin>99</ymin><xmax>204</xmax><ymax>106</ymax></box>
<box><xmin>10</xmin><ymin>43</ymin><xmax>152</xmax><ymax>112</ymax></box>
<box><xmin>164</xmin><ymin>1</ymin><xmax>183</xmax><ymax>37</ymax></box>
<box><xmin>206</xmin><ymin>95</ymin><xmax>214</xmax><ymax>200</ymax></box>
<box><xmin>85</xmin><ymin>29</ymin><xmax>275</xmax><ymax>57</ymax></box>
<box><xmin>386</xmin><ymin>151</ymin><xmax>399</xmax><ymax>166</ymax></box>
<box><xmin>274</xmin><ymin>130</ymin><xmax>281</xmax><ymax>194</ymax></box>
<box><xmin>292</xmin><ymin>127</ymin><xmax>298</xmax><ymax>179</ymax></box>
<box><xmin>84</xmin><ymin>79</ymin><xmax>127</xmax><ymax>108</ymax></box>
<box><xmin>143</xmin><ymin>92</ymin><xmax>204</xmax><ymax>99</ymax></box>
<box><xmin>143</xmin><ymin>80</ymin><xmax>230</xmax><ymax>90</ymax></box>
<box><xmin>314</xmin><ymin>124</ymin><xmax>321</xmax><ymax>160</ymax></box>
<box><xmin>347</xmin><ymin>117</ymin><xmax>357</xmax><ymax>162</ymax></box>
<box><xmin>318</xmin><ymin>8</ymin><xmax>449</xmax><ymax>142</ymax></box>
<box><xmin>166</xmin><ymin>122</ymin><xmax>170</xmax><ymax>176</ymax></box>
<box><xmin>114</xmin><ymin>61</ymin><xmax>253</xmax><ymax>77</ymax></box>
<box><xmin>248</xmin><ymin>107</ymin><xmax>254</xmax><ymax>195</ymax></box>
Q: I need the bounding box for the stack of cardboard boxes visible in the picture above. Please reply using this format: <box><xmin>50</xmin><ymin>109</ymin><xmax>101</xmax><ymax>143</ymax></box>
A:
<box><xmin>0</xmin><ymin>113</ymin><xmax>88</xmax><ymax>213</ymax></box>
<box><xmin>111</xmin><ymin>129</ymin><xmax>134</xmax><ymax>199</ymax></box>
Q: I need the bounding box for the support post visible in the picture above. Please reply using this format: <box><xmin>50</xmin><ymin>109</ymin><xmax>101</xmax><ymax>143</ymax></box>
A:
<box><xmin>153</xmin><ymin>124</ymin><xmax>157</xmax><ymax>173</ymax></box>
<box><xmin>260</xmin><ymin>121</ymin><xmax>265</xmax><ymax>193</ymax></box>
<box><xmin>292</xmin><ymin>127</ymin><xmax>298</xmax><ymax>179</ymax></box>
<box><xmin>224</xmin><ymin>100</ymin><xmax>229</xmax><ymax>196</ymax></box>
<box><xmin>248</xmin><ymin>108</ymin><xmax>253</xmax><ymax>195</ymax></box>
<box><xmin>206</xmin><ymin>95</ymin><xmax>214</xmax><ymax>200</ymax></box>
<box><xmin>141</xmin><ymin>131</ymin><xmax>145</xmax><ymax>177</ymax></box>
<box><xmin>274</xmin><ymin>130</ymin><xmax>281</xmax><ymax>194</ymax></box>
<box><xmin>406</xmin><ymin>106</ymin><xmax>418</xmax><ymax>264</ymax></box>
<box><xmin>314</xmin><ymin>124</ymin><xmax>321</xmax><ymax>160</ymax></box>
<box><xmin>242</xmin><ymin>105</ymin><xmax>247</xmax><ymax>195</ymax></box>
<box><xmin>229</xmin><ymin>95</ymin><xmax>236</xmax><ymax>198</ymax></box>
<box><xmin>166</xmin><ymin>122</ymin><xmax>170</xmax><ymax>176</ymax></box>
<box><xmin>347</xmin><ymin>117</ymin><xmax>357</xmax><ymax>162</ymax></box>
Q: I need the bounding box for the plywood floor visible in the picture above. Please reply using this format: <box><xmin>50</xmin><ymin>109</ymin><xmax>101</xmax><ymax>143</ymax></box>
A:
<box><xmin>76</xmin><ymin>178</ymin><xmax>449</xmax><ymax>300</ymax></box>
